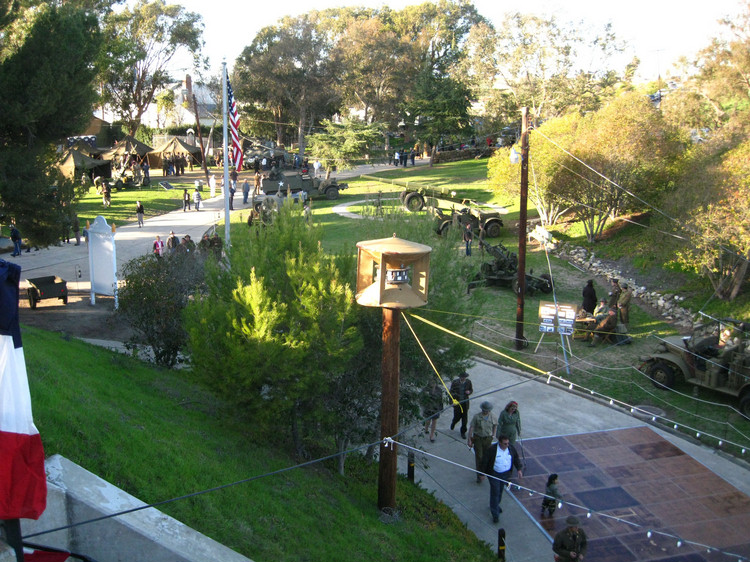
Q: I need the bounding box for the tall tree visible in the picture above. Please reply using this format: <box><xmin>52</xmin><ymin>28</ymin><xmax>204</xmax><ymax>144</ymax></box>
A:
<box><xmin>99</xmin><ymin>0</ymin><xmax>203</xmax><ymax>136</ymax></box>
<box><xmin>235</xmin><ymin>12</ymin><xmax>338</xmax><ymax>158</ymax></box>
<box><xmin>305</xmin><ymin>118</ymin><xmax>383</xmax><ymax>178</ymax></box>
<box><xmin>558</xmin><ymin>92</ymin><xmax>682</xmax><ymax>242</ymax></box>
<box><xmin>0</xmin><ymin>3</ymin><xmax>101</xmax><ymax>244</ymax></box>
<box><xmin>694</xmin><ymin>0</ymin><xmax>750</xmax><ymax>113</ymax></box>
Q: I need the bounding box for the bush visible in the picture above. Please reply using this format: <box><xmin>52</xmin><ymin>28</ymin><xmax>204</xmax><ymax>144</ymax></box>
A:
<box><xmin>118</xmin><ymin>250</ymin><xmax>209</xmax><ymax>367</ymax></box>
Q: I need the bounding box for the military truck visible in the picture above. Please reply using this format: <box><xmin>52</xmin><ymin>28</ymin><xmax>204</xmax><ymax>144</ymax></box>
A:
<box><xmin>264</xmin><ymin>168</ymin><xmax>347</xmax><ymax>201</ymax></box>
<box><xmin>429</xmin><ymin>206</ymin><xmax>504</xmax><ymax>238</ymax></box>
<box><xmin>639</xmin><ymin>318</ymin><xmax>750</xmax><ymax>417</ymax></box>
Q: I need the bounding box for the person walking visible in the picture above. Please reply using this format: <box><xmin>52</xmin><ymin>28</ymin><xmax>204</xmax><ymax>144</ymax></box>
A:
<box><xmin>581</xmin><ymin>280</ymin><xmax>597</xmax><ymax>315</ymax></box>
<box><xmin>182</xmin><ymin>189</ymin><xmax>191</xmax><ymax>211</ymax></box>
<box><xmin>193</xmin><ymin>188</ymin><xmax>202</xmax><ymax>211</ymax></box>
<box><xmin>468</xmin><ymin>401</ymin><xmax>497</xmax><ymax>483</ymax></box>
<box><xmin>9</xmin><ymin>224</ymin><xmax>22</xmax><ymax>256</ymax></box>
<box><xmin>553</xmin><ymin>516</ymin><xmax>587</xmax><ymax>561</ymax></box>
<box><xmin>449</xmin><ymin>372</ymin><xmax>473</xmax><ymax>439</ymax></box>
<box><xmin>422</xmin><ymin>380</ymin><xmax>444</xmax><ymax>443</ymax></box>
<box><xmin>152</xmin><ymin>235</ymin><xmax>164</xmax><ymax>258</ymax></box>
<box><xmin>498</xmin><ymin>401</ymin><xmax>521</xmax><ymax>444</ymax></box>
<box><xmin>480</xmin><ymin>434</ymin><xmax>524</xmax><ymax>523</ymax></box>
<box><xmin>541</xmin><ymin>473</ymin><xmax>563</xmax><ymax>517</ymax></box>
<box><xmin>166</xmin><ymin>231</ymin><xmax>180</xmax><ymax>255</ymax></box>
<box><xmin>463</xmin><ymin>223</ymin><xmax>474</xmax><ymax>256</ymax></box>
<box><xmin>135</xmin><ymin>201</ymin><xmax>145</xmax><ymax>228</ymax></box>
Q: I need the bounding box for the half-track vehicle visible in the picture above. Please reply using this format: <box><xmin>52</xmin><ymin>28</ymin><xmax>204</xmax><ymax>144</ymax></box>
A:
<box><xmin>262</xmin><ymin>167</ymin><xmax>347</xmax><ymax>201</ymax></box>
<box><xmin>639</xmin><ymin>318</ymin><xmax>750</xmax><ymax>417</ymax></box>
<box><xmin>467</xmin><ymin>241</ymin><xmax>553</xmax><ymax>296</ymax></box>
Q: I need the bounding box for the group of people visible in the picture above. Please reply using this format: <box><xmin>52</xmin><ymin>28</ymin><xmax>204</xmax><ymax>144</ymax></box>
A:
<box><xmin>153</xmin><ymin>231</ymin><xmax>222</xmax><ymax>260</ymax></box>
<box><xmin>422</xmin><ymin>372</ymin><xmax>588</xmax><ymax>559</ymax></box>
<box><xmin>162</xmin><ymin>153</ymin><xmax>190</xmax><ymax>176</ymax></box>
<box><xmin>579</xmin><ymin>278</ymin><xmax>633</xmax><ymax>346</ymax></box>
<box><xmin>389</xmin><ymin>149</ymin><xmax>417</xmax><ymax>167</ymax></box>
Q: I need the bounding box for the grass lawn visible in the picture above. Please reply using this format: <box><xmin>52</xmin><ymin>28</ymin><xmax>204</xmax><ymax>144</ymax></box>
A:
<box><xmin>24</xmin><ymin>326</ymin><xmax>494</xmax><ymax>562</ymax></box>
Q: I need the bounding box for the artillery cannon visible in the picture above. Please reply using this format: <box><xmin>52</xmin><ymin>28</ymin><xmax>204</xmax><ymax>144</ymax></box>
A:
<box><xmin>467</xmin><ymin>241</ymin><xmax>553</xmax><ymax>296</ymax></box>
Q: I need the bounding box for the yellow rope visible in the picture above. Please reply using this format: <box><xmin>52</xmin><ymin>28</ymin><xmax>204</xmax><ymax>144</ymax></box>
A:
<box><xmin>408</xmin><ymin>313</ymin><xmax>549</xmax><ymax>375</ymax></box>
<box><xmin>401</xmin><ymin>312</ymin><xmax>460</xmax><ymax>407</ymax></box>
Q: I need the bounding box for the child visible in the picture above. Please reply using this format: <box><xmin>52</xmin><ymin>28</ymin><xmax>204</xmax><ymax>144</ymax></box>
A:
<box><xmin>542</xmin><ymin>473</ymin><xmax>563</xmax><ymax>517</ymax></box>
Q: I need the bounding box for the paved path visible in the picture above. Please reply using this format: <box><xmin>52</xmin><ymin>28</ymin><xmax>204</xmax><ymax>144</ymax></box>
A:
<box><xmin>401</xmin><ymin>360</ymin><xmax>750</xmax><ymax>561</ymax></box>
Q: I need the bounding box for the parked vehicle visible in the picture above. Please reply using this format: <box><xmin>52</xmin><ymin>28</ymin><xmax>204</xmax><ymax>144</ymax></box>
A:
<box><xmin>639</xmin><ymin>318</ymin><xmax>750</xmax><ymax>417</ymax></box>
<box><xmin>429</xmin><ymin>206</ymin><xmax>504</xmax><ymax>238</ymax></box>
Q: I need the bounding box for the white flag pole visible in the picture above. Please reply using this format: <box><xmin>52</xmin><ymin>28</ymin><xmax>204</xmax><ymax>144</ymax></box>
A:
<box><xmin>221</xmin><ymin>61</ymin><xmax>231</xmax><ymax>248</ymax></box>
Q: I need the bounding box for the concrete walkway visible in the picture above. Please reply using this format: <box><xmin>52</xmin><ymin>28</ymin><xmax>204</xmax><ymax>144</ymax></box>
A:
<box><xmin>399</xmin><ymin>360</ymin><xmax>750</xmax><ymax>561</ymax></box>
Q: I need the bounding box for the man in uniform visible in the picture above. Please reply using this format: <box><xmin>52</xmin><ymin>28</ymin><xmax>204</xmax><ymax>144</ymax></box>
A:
<box><xmin>589</xmin><ymin>308</ymin><xmax>617</xmax><ymax>347</ymax></box>
<box><xmin>618</xmin><ymin>283</ymin><xmax>633</xmax><ymax>325</ymax></box>
<box><xmin>449</xmin><ymin>372</ymin><xmax>473</xmax><ymax>439</ymax></box>
<box><xmin>608</xmin><ymin>278</ymin><xmax>622</xmax><ymax>309</ymax></box>
<box><xmin>467</xmin><ymin>402</ymin><xmax>497</xmax><ymax>483</ymax></box>
<box><xmin>553</xmin><ymin>516</ymin><xmax>587</xmax><ymax>561</ymax></box>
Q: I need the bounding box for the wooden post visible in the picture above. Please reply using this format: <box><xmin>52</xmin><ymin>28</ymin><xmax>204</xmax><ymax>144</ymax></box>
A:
<box><xmin>378</xmin><ymin>307</ymin><xmax>400</xmax><ymax>510</ymax></box>
<box><xmin>497</xmin><ymin>527</ymin><xmax>507</xmax><ymax>560</ymax></box>
<box><xmin>515</xmin><ymin>107</ymin><xmax>530</xmax><ymax>350</ymax></box>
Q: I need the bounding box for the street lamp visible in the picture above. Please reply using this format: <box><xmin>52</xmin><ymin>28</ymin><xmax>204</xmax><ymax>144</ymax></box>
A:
<box><xmin>355</xmin><ymin>235</ymin><xmax>431</xmax><ymax>510</ymax></box>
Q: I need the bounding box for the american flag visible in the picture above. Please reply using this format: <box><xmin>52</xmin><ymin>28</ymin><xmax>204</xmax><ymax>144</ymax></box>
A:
<box><xmin>227</xmin><ymin>74</ymin><xmax>243</xmax><ymax>170</ymax></box>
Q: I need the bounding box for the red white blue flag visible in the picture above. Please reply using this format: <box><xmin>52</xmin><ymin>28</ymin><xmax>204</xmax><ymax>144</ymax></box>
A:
<box><xmin>0</xmin><ymin>260</ymin><xmax>47</xmax><ymax>520</ymax></box>
<box><xmin>226</xmin><ymin>74</ymin><xmax>243</xmax><ymax>171</ymax></box>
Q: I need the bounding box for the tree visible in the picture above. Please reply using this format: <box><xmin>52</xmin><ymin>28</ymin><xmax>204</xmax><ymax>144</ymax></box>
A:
<box><xmin>234</xmin><ymin>13</ymin><xmax>338</xmax><ymax>158</ymax></box>
<box><xmin>694</xmin><ymin>0</ymin><xmax>750</xmax><ymax>112</ymax></box>
<box><xmin>155</xmin><ymin>89</ymin><xmax>176</xmax><ymax>128</ymax></box>
<box><xmin>668</xmin><ymin>116</ymin><xmax>750</xmax><ymax>300</ymax></box>
<box><xmin>305</xmin><ymin>118</ymin><xmax>383</xmax><ymax>178</ymax></box>
<box><xmin>482</xmin><ymin>13</ymin><xmax>627</xmax><ymax>126</ymax></box>
<box><xmin>99</xmin><ymin>0</ymin><xmax>203</xmax><ymax>136</ymax></box>
<box><xmin>185</xmin><ymin>206</ymin><xmax>361</xmax><ymax>457</ymax></box>
<box><xmin>488</xmin><ymin>113</ymin><xmax>579</xmax><ymax>225</ymax></box>
<box><xmin>557</xmin><ymin>92</ymin><xmax>681</xmax><ymax>242</ymax></box>
<box><xmin>0</xmin><ymin>3</ymin><xmax>101</xmax><ymax>245</ymax></box>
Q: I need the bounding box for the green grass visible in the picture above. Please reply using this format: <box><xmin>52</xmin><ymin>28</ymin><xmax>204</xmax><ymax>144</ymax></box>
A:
<box><xmin>24</xmin><ymin>326</ymin><xmax>494</xmax><ymax>561</ymax></box>
<box><xmin>75</xmin><ymin>177</ymin><xmax>199</xmax><ymax>228</ymax></box>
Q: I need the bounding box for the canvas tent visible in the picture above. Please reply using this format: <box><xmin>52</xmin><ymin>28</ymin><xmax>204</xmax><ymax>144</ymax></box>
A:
<box><xmin>102</xmin><ymin>135</ymin><xmax>152</xmax><ymax>159</ymax></box>
<box><xmin>67</xmin><ymin>139</ymin><xmax>106</xmax><ymax>156</ymax></box>
<box><xmin>146</xmin><ymin>137</ymin><xmax>202</xmax><ymax>169</ymax></box>
<box><xmin>58</xmin><ymin>148</ymin><xmax>111</xmax><ymax>181</ymax></box>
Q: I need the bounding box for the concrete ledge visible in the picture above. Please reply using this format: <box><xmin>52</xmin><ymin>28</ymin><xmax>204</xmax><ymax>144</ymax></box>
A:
<box><xmin>20</xmin><ymin>455</ymin><xmax>252</xmax><ymax>562</ymax></box>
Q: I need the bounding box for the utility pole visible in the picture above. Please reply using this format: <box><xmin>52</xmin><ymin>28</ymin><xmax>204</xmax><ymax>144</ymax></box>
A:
<box><xmin>515</xmin><ymin>107</ymin><xmax>529</xmax><ymax>350</ymax></box>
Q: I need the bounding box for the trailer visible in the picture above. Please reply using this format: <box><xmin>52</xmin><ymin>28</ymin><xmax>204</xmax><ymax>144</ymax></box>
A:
<box><xmin>27</xmin><ymin>275</ymin><xmax>68</xmax><ymax>309</ymax></box>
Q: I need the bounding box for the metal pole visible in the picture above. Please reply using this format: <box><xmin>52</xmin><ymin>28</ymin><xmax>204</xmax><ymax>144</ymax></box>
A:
<box><xmin>515</xmin><ymin>107</ymin><xmax>529</xmax><ymax>350</ymax></box>
<box><xmin>221</xmin><ymin>62</ymin><xmax>231</xmax><ymax>247</ymax></box>
<box><xmin>378</xmin><ymin>307</ymin><xmax>400</xmax><ymax>510</ymax></box>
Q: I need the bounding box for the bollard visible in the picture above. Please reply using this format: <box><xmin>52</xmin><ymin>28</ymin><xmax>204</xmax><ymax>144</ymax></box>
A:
<box><xmin>497</xmin><ymin>527</ymin><xmax>506</xmax><ymax>560</ymax></box>
<box><xmin>407</xmin><ymin>451</ymin><xmax>415</xmax><ymax>482</ymax></box>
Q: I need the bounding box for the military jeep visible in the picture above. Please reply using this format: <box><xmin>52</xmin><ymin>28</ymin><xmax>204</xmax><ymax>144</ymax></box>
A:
<box><xmin>639</xmin><ymin>318</ymin><xmax>750</xmax><ymax>417</ymax></box>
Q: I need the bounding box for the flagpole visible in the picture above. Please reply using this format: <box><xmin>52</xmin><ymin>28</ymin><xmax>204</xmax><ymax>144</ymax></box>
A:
<box><xmin>221</xmin><ymin>61</ymin><xmax>231</xmax><ymax>248</ymax></box>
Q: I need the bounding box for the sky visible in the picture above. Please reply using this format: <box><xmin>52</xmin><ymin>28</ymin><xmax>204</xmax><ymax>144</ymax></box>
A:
<box><xmin>168</xmin><ymin>0</ymin><xmax>742</xmax><ymax>82</ymax></box>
